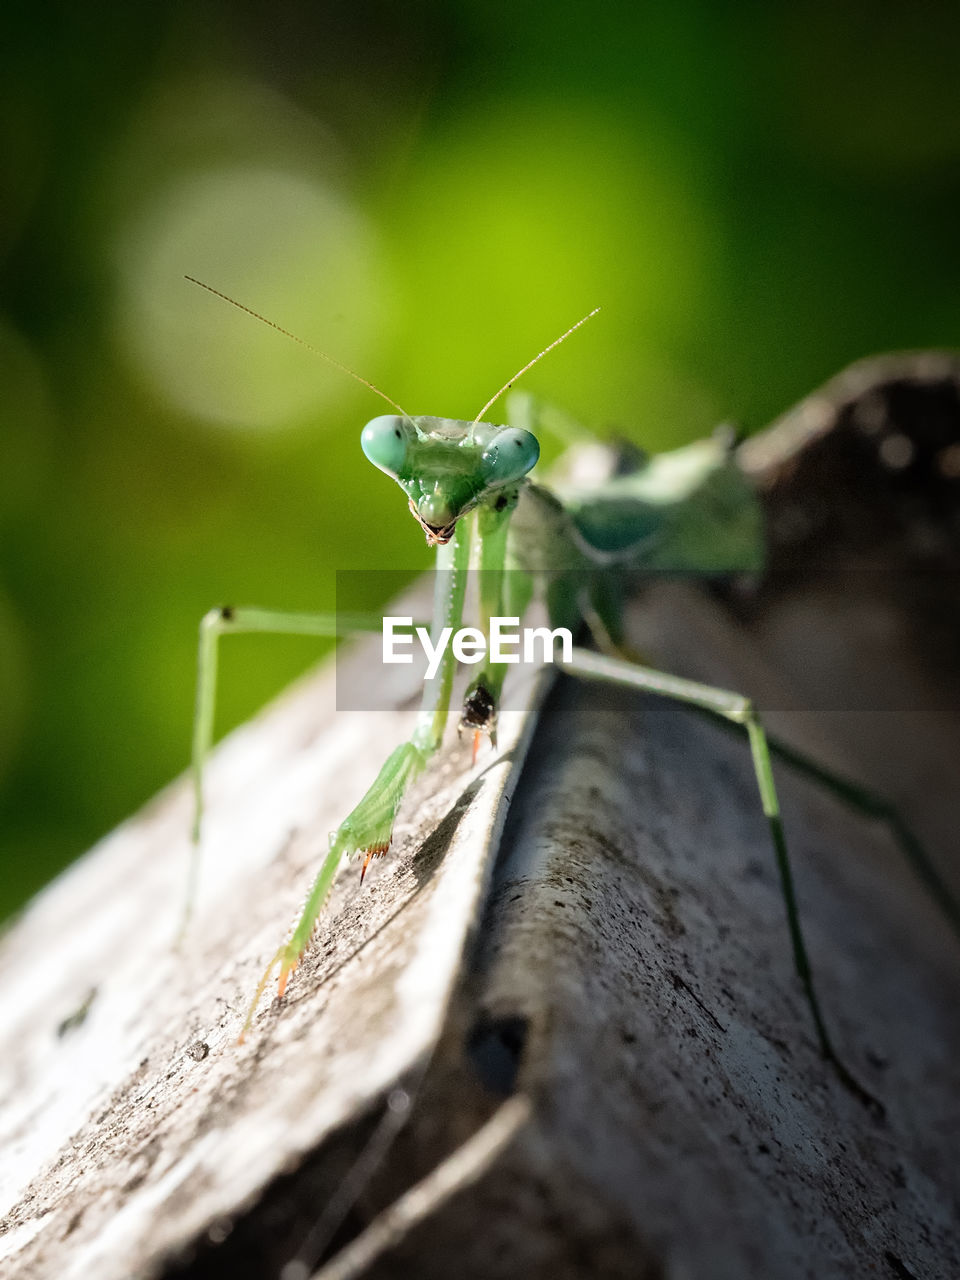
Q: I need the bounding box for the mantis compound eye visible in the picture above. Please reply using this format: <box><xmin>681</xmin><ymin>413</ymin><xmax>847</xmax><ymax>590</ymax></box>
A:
<box><xmin>361</xmin><ymin>415</ymin><xmax>409</xmax><ymax>478</ymax></box>
<box><xmin>479</xmin><ymin>428</ymin><xmax>540</xmax><ymax>488</ymax></box>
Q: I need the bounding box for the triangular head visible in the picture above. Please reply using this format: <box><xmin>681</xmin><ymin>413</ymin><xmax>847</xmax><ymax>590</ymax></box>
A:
<box><xmin>361</xmin><ymin>415</ymin><xmax>540</xmax><ymax>545</ymax></box>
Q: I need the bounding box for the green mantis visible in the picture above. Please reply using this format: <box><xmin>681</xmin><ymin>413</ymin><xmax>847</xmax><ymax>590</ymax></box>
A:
<box><xmin>187</xmin><ymin>280</ymin><xmax>959</xmax><ymax>1103</ymax></box>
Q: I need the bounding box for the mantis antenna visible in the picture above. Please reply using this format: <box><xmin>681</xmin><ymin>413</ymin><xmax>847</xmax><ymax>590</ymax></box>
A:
<box><xmin>184</xmin><ymin>276</ymin><xmax>411</xmax><ymax>420</ymax></box>
<box><xmin>470</xmin><ymin>306</ymin><xmax>601</xmax><ymax>431</ymax></box>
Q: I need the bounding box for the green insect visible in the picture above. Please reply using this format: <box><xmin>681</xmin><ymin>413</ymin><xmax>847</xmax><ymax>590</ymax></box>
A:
<box><xmin>186</xmin><ymin>279</ymin><xmax>958</xmax><ymax>1102</ymax></box>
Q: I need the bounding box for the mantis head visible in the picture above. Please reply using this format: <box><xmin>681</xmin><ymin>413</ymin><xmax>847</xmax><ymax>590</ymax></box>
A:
<box><xmin>361</xmin><ymin>415</ymin><xmax>540</xmax><ymax>545</ymax></box>
<box><xmin>182</xmin><ymin>277</ymin><xmax>594</xmax><ymax>546</ymax></box>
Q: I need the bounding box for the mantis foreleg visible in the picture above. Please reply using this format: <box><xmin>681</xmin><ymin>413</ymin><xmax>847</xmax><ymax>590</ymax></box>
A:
<box><xmin>241</xmin><ymin>519</ymin><xmax>474</xmax><ymax>1036</ymax></box>
<box><xmin>460</xmin><ymin>496</ymin><xmax>518</xmax><ymax>750</ymax></box>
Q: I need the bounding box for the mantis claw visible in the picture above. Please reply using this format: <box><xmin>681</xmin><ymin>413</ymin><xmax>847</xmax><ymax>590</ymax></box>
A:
<box><xmin>360</xmin><ymin>848</ymin><xmax>373</xmax><ymax>883</ymax></box>
<box><xmin>276</xmin><ymin>958</ymin><xmax>297</xmax><ymax>1001</ymax></box>
<box><xmin>359</xmin><ymin>841</ymin><xmax>390</xmax><ymax>884</ymax></box>
<box><xmin>237</xmin><ymin>940</ymin><xmax>301</xmax><ymax>1043</ymax></box>
<box><xmin>470</xmin><ymin>724</ymin><xmax>497</xmax><ymax>765</ymax></box>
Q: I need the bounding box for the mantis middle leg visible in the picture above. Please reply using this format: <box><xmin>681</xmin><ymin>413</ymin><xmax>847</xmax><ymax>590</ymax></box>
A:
<box><xmin>187</xmin><ymin>606</ymin><xmax>424</xmax><ymax>934</ymax></box>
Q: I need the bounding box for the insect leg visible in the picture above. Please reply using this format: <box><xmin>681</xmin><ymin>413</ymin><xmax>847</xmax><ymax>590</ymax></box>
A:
<box><xmin>657</xmin><ymin>703</ymin><xmax>960</xmax><ymax>942</ymax></box>
<box><xmin>558</xmin><ymin>645</ymin><xmax>880</xmax><ymax>1112</ymax></box>
<box><xmin>460</xmin><ymin>495</ymin><xmax>522</xmax><ymax>756</ymax></box>
<box><xmin>187</xmin><ymin>607</ymin><xmax>422</xmax><ymax>936</ymax></box>
<box><xmin>765</xmin><ymin>733</ymin><xmax>960</xmax><ymax>941</ymax></box>
<box><xmin>242</xmin><ymin>520</ymin><xmax>474</xmax><ymax>1036</ymax></box>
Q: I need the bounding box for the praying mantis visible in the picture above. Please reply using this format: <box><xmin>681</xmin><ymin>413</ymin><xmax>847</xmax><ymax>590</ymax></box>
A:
<box><xmin>186</xmin><ymin>280</ymin><xmax>960</xmax><ymax>1104</ymax></box>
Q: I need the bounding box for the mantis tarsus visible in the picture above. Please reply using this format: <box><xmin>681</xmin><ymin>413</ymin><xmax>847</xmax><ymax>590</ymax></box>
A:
<box><xmin>186</xmin><ymin>279</ymin><xmax>959</xmax><ymax>1107</ymax></box>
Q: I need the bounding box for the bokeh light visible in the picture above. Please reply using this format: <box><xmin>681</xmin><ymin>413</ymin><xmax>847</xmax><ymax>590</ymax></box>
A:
<box><xmin>2</xmin><ymin>0</ymin><xmax>959</xmax><ymax>918</ymax></box>
<box><xmin>117</xmin><ymin>164</ymin><xmax>389</xmax><ymax>427</ymax></box>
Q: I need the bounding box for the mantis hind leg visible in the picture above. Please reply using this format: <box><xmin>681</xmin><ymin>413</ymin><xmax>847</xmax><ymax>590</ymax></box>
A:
<box><xmin>559</xmin><ymin>645</ymin><xmax>881</xmax><ymax>1114</ymax></box>
<box><xmin>764</xmin><ymin>733</ymin><xmax>960</xmax><ymax>942</ymax></box>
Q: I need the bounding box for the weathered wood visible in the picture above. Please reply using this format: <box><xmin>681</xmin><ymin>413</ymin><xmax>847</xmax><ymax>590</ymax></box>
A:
<box><xmin>0</xmin><ymin>622</ymin><xmax>550</xmax><ymax>1278</ymax></box>
<box><xmin>1</xmin><ymin>356</ymin><xmax>959</xmax><ymax>1280</ymax></box>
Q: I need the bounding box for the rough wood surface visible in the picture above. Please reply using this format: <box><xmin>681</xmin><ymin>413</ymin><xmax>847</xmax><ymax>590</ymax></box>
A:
<box><xmin>1</xmin><ymin>355</ymin><xmax>959</xmax><ymax>1280</ymax></box>
<box><xmin>0</xmin><ymin>622</ymin><xmax>549</xmax><ymax>1279</ymax></box>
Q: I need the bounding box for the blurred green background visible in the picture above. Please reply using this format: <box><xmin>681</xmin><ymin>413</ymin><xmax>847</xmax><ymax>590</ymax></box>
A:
<box><xmin>2</xmin><ymin>1</ymin><xmax>959</xmax><ymax>919</ymax></box>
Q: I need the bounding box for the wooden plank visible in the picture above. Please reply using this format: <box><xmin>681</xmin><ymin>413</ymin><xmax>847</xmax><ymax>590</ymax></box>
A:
<box><xmin>2</xmin><ymin>356</ymin><xmax>959</xmax><ymax>1278</ymax></box>
<box><xmin>0</xmin><ymin>618</ymin><xmax>549</xmax><ymax>1278</ymax></box>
